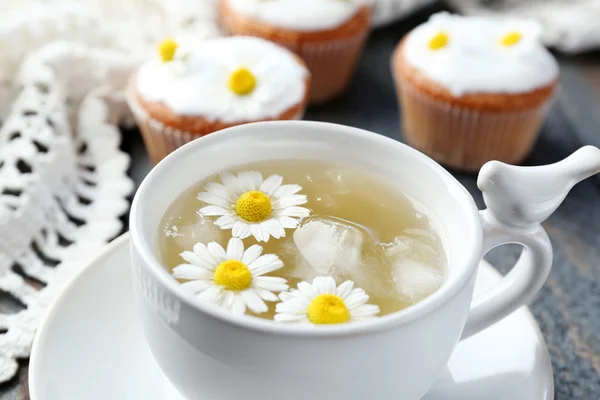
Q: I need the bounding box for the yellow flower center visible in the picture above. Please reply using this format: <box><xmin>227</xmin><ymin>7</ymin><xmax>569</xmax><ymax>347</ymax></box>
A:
<box><xmin>428</xmin><ymin>32</ymin><xmax>449</xmax><ymax>50</ymax></box>
<box><xmin>158</xmin><ymin>38</ymin><xmax>178</xmax><ymax>63</ymax></box>
<box><xmin>235</xmin><ymin>190</ymin><xmax>272</xmax><ymax>222</ymax></box>
<box><xmin>307</xmin><ymin>294</ymin><xmax>350</xmax><ymax>325</ymax></box>
<box><xmin>228</xmin><ymin>67</ymin><xmax>257</xmax><ymax>95</ymax></box>
<box><xmin>500</xmin><ymin>31</ymin><xmax>522</xmax><ymax>47</ymax></box>
<box><xmin>213</xmin><ymin>260</ymin><xmax>253</xmax><ymax>291</ymax></box>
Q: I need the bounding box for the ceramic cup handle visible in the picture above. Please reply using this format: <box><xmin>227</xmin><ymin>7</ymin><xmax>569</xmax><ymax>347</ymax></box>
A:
<box><xmin>461</xmin><ymin>146</ymin><xmax>600</xmax><ymax>340</ymax></box>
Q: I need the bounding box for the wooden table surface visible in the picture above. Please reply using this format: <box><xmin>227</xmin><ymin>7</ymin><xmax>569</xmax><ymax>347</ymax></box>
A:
<box><xmin>3</xmin><ymin>3</ymin><xmax>600</xmax><ymax>399</ymax></box>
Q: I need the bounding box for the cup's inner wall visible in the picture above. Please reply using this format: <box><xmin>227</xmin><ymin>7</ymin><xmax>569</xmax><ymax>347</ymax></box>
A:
<box><xmin>134</xmin><ymin>122</ymin><xmax>481</xmax><ymax>288</ymax></box>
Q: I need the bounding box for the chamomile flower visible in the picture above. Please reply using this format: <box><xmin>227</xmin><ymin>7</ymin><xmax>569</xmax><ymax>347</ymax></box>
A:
<box><xmin>497</xmin><ymin>20</ymin><xmax>543</xmax><ymax>53</ymax></box>
<box><xmin>275</xmin><ymin>276</ymin><xmax>380</xmax><ymax>325</ymax></box>
<box><xmin>197</xmin><ymin>171</ymin><xmax>310</xmax><ymax>242</ymax></box>
<box><xmin>173</xmin><ymin>238</ymin><xmax>288</xmax><ymax>315</ymax></box>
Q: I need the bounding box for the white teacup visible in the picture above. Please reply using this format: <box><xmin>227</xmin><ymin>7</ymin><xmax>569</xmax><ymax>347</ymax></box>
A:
<box><xmin>130</xmin><ymin>121</ymin><xmax>600</xmax><ymax>400</ymax></box>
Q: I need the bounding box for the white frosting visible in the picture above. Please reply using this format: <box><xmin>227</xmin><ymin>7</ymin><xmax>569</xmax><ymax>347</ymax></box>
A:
<box><xmin>404</xmin><ymin>12</ymin><xmax>559</xmax><ymax>96</ymax></box>
<box><xmin>136</xmin><ymin>36</ymin><xmax>308</xmax><ymax>123</ymax></box>
<box><xmin>226</xmin><ymin>0</ymin><xmax>365</xmax><ymax>31</ymax></box>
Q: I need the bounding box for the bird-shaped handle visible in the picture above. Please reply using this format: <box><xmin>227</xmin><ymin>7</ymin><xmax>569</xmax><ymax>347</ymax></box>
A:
<box><xmin>462</xmin><ymin>146</ymin><xmax>600</xmax><ymax>339</ymax></box>
<box><xmin>478</xmin><ymin>146</ymin><xmax>600</xmax><ymax>231</ymax></box>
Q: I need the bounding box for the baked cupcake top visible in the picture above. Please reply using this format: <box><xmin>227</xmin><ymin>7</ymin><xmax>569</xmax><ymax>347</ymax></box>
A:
<box><xmin>225</xmin><ymin>0</ymin><xmax>366</xmax><ymax>31</ymax></box>
<box><xmin>136</xmin><ymin>36</ymin><xmax>309</xmax><ymax>123</ymax></box>
<box><xmin>403</xmin><ymin>12</ymin><xmax>559</xmax><ymax>96</ymax></box>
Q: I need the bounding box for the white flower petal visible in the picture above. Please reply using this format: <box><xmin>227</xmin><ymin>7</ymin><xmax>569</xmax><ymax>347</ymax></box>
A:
<box><xmin>251</xmin><ymin>171</ymin><xmax>265</xmax><ymax>189</ymax></box>
<box><xmin>277</xmin><ymin>216</ymin><xmax>300</xmax><ymax>229</ymax></box>
<box><xmin>181</xmin><ymin>280</ymin><xmax>210</xmax><ymax>294</ymax></box>
<box><xmin>241</xmin><ymin>244</ymin><xmax>263</xmax><ymax>265</ymax></box>
<box><xmin>272</xmin><ymin>195</ymin><xmax>308</xmax><ymax>209</ymax></box>
<box><xmin>231</xmin><ymin>294</ymin><xmax>246</xmax><ymax>315</ymax></box>
<box><xmin>248</xmin><ymin>254</ymin><xmax>283</xmax><ymax>275</ymax></box>
<box><xmin>273</xmin><ymin>184</ymin><xmax>302</xmax><ymax>198</ymax></box>
<box><xmin>251</xmin><ymin>223</ymin><xmax>270</xmax><ymax>242</ymax></box>
<box><xmin>336</xmin><ymin>280</ymin><xmax>355</xmax><ymax>300</ymax></box>
<box><xmin>274</xmin><ymin>313</ymin><xmax>308</xmax><ymax>323</ymax></box>
<box><xmin>199</xmin><ymin>286</ymin><xmax>223</xmax><ymax>304</ymax></box>
<box><xmin>275</xmin><ymin>306</ymin><xmax>303</xmax><ymax>317</ymax></box>
<box><xmin>215</xmin><ymin>215</ymin><xmax>236</xmax><ymax>229</ymax></box>
<box><xmin>173</xmin><ymin>265</ymin><xmax>213</xmax><ymax>280</ymax></box>
<box><xmin>254</xmin><ymin>276</ymin><xmax>289</xmax><ymax>292</ymax></box>
<box><xmin>275</xmin><ymin>297</ymin><xmax>309</xmax><ymax>313</ymax></box>
<box><xmin>351</xmin><ymin>304</ymin><xmax>380</xmax><ymax>319</ymax></box>
<box><xmin>192</xmin><ymin>243</ymin><xmax>219</xmax><ymax>269</ymax></box>
<box><xmin>197</xmin><ymin>192</ymin><xmax>231</xmax><ymax>208</ymax></box>
<box><xmin>297</xmin><ymin>281</ymin><xmax>317</xmax><ymax>299</ymax></box>
<box><xmin>259</xmin><ymin>174</ymin><xmax>283</xmax><ymax>196</ymax></box>
<box><xmin>180</xmin><ymin>251</ymin><xmax>211</xmax><ymax>269</ymax></box>
<box><xmin>207</xmin><ymin>242</ymin><xmax>227</xmax><ymax>262</ymax></box>
<box><xmin>241</xmin><ymin>289</ymin><xmax>268</xmax><ymax>314</ymax></box>
<box><xmin>275</xmin><ymin>206</ymin><xmax>310</xmax><ymax>218</ymax></box>
<box><xmin>279</xmin><ymin>289</ymin><xmax>305</xmax><ymax>301</ymax></box>
<box><xmin>279</xmin><ymin>291</ymin><xmax>294</xmax><ymax>302</ymax></box>
<box><xmin>237</xmin><ymin>171</ymin><xmax>263</xmax><ymax>192</ymax></box>
<box><xmin>313</xmin><ymin>276</ymin><xmax>337</xmax><ymax>295</ymax></box>
<box><xmin>275</xmin><ymin>297</ymin><xmax>303</xmax><ymax>312</ymax></box>
<box><xmin>232</xmin><ymin>221</ymin><xmax>252</xmax><ymax>239</ymax></box>
<box><xmin>226</xmin><ymin>237</ymin><xmax>244</xmax><ymax>260</ymax></box>
<box><xmin>260</xmin><ymin>219</ymin><xmax>286</xmax><ymax>239</ymax></box>
<box><xmin>345</xmin><ymin>289</ymin><xmax>369</xmax><ymax>309</ymax></box>
<box><xmin>253</xmin><ymin>261</ymin><xmax>285</xmax><ymax>277</ymax></box>
<box><xmin>205</xmin><ymin>182</ymin><xmax>233</xmax><ymax>202</ymax></box>
<box><xmin>253</xmin><ymin>287</ymin><xmax>279</xmax><ymax>302</ymax></box>
<box><xmin>222</xmin><ymin>291</ymin><xmax>236</xmax><ymax>310</ymax></box>
<box><xmin>199</xmin><ymin>205</ymin><xmax>231</xmax><ymax>217</ymax></box>
<box><xmin>220</xmin><ymin>172</ymin><xmax>245</xmax><ymax>195</ymax></box>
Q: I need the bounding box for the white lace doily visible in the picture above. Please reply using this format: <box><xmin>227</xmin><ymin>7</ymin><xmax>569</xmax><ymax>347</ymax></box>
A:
<box><xmin>0</xmin><ymin>41</ymin><xmax>135</xmax><ymax>382</ymax></box>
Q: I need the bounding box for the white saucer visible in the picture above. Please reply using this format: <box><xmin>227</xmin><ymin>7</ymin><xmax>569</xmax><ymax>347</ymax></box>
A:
<box><xmin>29</xmin><ymin>234</ymin><xmax>554</xmax><ymax>400</ymax></box>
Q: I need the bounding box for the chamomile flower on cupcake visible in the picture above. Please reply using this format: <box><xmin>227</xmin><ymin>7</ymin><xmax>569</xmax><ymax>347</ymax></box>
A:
<box><xmin>275</xmin><ymin>276</ymin><xmax>380</xmax><ymax>324</ymax></box>
<box><xmin>198</xmin><ymin>171</ymin><xmax>310</xmax><ymax>242</ymax></box>
<box><xmin>392</xmin><ymin>12</ymin><xmax>559</xmax><ymax>172</ymax></box>
<box><xmin>219</xmin><ymin>0</ymin><xmax>372</xmax><ymax>103</ymax></box>
<box><xmin>127</xmin><ymin>36</ymin><xmax>310</xmax><ymax>164</ymax></box>
<box><xmin>173</xmin><ymin>238</ymin><xmax>289</xmax><ymax>315</ymax></box>
<box><xmin>497</xmin><ymin>19</ymin><xmax>543</xmax><ymax>53</ymax></box>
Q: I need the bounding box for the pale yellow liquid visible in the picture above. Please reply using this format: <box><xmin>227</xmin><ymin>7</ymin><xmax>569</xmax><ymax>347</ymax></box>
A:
<box><xmin>158</xmin><ymin>160</ymin><xmax>446</xmax><ymax>319</ymax></box>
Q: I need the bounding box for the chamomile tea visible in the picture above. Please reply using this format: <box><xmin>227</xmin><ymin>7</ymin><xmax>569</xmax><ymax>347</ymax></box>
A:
<box><xmin>158</xmin><ymin>160</ymin><xmax>446</xmax><ymax>323</ymax></box>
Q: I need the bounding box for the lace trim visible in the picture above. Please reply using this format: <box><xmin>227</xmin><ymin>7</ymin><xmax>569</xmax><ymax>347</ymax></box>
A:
<box><xmin>0</xmin><ymin>42</ymin><xmax>134</xmax><ymax>382</ymax></box>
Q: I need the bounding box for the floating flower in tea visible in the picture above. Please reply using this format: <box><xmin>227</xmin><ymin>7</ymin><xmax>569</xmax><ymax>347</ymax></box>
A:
<box><xmin>197</xmin><ymin>171</ymin><xmax>310</xmax><ymax>242</ymax></box>
<box><xmin>161</xmin><ymin>160</ymin><xmax>447</xmax><ymax>319</ymax></box>
<box><xmin>275</xmin><ymin>276</ymin><xmax>380</xmax><ymax>325</ymax></box>
<box><xmin>173</xmin><ymin>238</ymin><xmax>289</xmax><ymax>315</ymax></box>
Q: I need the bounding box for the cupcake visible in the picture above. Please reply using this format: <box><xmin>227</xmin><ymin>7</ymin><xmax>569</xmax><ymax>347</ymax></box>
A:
<box><xmin>392</xmin><ymin>13</ymin><xmax>559</xmax><ymax>172</ymax></box>
<box><xmin>127</xmin><ymin>36</ymin><xmax>310</xmax><ymax>164</ymax></box>
<box><xmin>219</xmin><ymin>0</ymin><xmax>372</xmax><ymax>104</ymax></box>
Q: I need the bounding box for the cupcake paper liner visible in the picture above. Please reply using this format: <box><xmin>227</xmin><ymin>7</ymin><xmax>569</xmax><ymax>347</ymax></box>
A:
<box><xmin>127</xmin><ymin>86</ymin><xmax>306</xmax><ymax>165</ymax></box>
<box><xmin>397</xmin><ymin>79</ymin><xmax>553</xmax><ymax>172</ymax></box>
<box><xmin>295</xmin><ymin>33</ymin><xmax>370</xmax><ymax>104</ymax></box>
